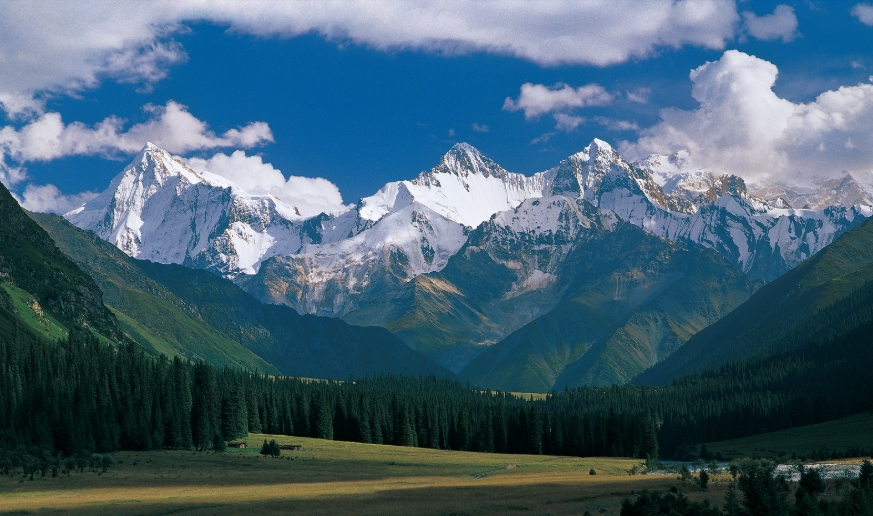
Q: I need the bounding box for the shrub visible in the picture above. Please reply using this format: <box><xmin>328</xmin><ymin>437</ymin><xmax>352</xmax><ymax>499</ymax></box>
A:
<box><xmin>260</xmin><ymin>439</ymin><xmax>281</xmax><ymax>458</ymax></box>
<box><xmin>697</xmin><ymin>470</ymin><xmax>709</xmax><ymax>491</ymax></box>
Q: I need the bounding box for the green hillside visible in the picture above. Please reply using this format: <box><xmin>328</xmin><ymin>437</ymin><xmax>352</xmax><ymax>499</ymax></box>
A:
<box><xmin>0</xmin><ymin>182</ymin><xmax>125</xmax><ymax>345</ymax></box>
<box><xmin>635</xmin><ymin>215</ymin><xmax>873</xmax><ymax>385</ymax></box>
<box><xmin>33</xmin><ymin>213</ymin><xmax>452</xmax><ymax>380</ymax></box>
<box><xmin>703</xmin><ymin>413</ymin><xmax>873</xmax><ymax>459</ymax></box>
<box><xmin>30</xmin><ymin>212</ymin><xmax>279</xmax><ymax>373</ymax></box>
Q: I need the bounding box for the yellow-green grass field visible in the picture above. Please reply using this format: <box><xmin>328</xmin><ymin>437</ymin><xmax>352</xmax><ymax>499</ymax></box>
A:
<box><xmin>704</xmin><ymin>412</ymin><xmax>873</xmax><ymax>460</ymax></box>
<box><xmin>0</xmin><ymin>434</ymin><xmax>729</xmax><ymax>516</ymax></box>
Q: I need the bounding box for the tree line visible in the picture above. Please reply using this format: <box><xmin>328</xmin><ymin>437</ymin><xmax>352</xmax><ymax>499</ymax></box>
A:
<box><xmin>0</xmin><ymin>326</ymin><xmax>657</xmax><ymax>459</ymax></box>
<box><xmin>1</xmin><ymin>315</ymin><xmax>870</xmax><ymax>460</ymax></box>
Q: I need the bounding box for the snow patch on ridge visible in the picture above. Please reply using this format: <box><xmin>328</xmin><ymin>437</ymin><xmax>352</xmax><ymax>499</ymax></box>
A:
<box><xmin>66</xmin><ymin>139</ymin><xmax>872</xmax><ymax>318</ymax></box>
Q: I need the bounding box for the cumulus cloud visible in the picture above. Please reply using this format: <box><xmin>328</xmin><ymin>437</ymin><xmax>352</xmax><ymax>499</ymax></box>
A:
<box><xmin>16</xmin><ymin>184</ymin><xmax>99</xmax><ymax>214</ymax></box>
<box><xmin>626</xmin><ymin>88</ymin><xmax>652</xmax><ymax>104</ymax></box>
<box><xmin>553</xmin><ymin>114</ymin><xmax>586</xmax><ymax>132</ymax></box>
<box><xmin>0</xmin><ymin>165</ymin><xmax>27</xmax><ymax>188</ymax></box>
<box><xmin>853</xmin><ymin>4</ymin><xmax>873</xmax><ymax>25</ymax></box>
<box><xmin>504</xmin><ymin>83</ymin><xmax>613</xmax><ymax>119</ymax></box>
<box><xmin>0</xmin><ymin>4</ymin><xmax>186</xmax><ymax>117</ymax></box>
<box><xmin>621</xmin><ymin>50</ymin><xmax>873</xmax><ymax>187</ymax></box>
<box><xmin>594</xmin><ymin>117</ymin><xmax>641</xmax><ymax>132</ymax></box>
<box><xmin>0</xmin><ymin>101</ymin><xmax>271</xmax><ymax>168</ymax></box>
<box><xmin>119</xmin><ymin>102</ymin><xmax>273</xmax><ymax>153</ymax></box>
<box><xmin>185</xmin><ymin>151</ymin><xmax>349</xmax><ymax>218</ymax></box>
<box><xmin>0</xmin><ymin>1</ymin><xmax>742</xmax><ymax>117</ymax></box>
<box><xmin>741</xmin><ymin>5</ymin><xmax>799</xmax><ymax>42</ymax></box>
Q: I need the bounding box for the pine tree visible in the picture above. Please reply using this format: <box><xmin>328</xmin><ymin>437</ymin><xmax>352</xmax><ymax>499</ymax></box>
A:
<box><xmin>314</xmin><ymin>392</ymin><xmax>333</xmax><ymax>440</ymax></box>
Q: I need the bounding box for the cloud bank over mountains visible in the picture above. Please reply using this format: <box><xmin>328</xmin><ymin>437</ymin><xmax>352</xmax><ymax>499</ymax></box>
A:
<box><xmin>0</xmin><ymin>1</ymin><xmax>743</xmax><ymax>118</ymax></box>
<box><xmin>1</xmin><ymin>2</ymin><xmax>870</xmax><ymax>213</ymax></box>
<box><xmin>185</xmin><ymin>151</ymin><xmax>349</xmax><ymax>218</ymax></box>
<box><xmin>0</xmin><ymin>102</ymin><xmax>271</xmax><ymax>170</ymax></box>
<box><xmin>621</xmin><ymin>51</ymin><xmax>873</xmax><ymax>188</ymax></box>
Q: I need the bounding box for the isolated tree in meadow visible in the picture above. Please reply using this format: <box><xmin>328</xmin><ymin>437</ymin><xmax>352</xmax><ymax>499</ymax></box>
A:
<box><xmin>263</xmin><ymin>439</ymin><xmax>281</xmax><ymax>458</ymax></box>
<box><xmin>259</xmin><ymin>439</ymin><xmax>280</xmax><ymax>457</ymax></box>
<box><xmin>678</xmin><ymin>464</ymin><xmax>691</xmax><ymax>483</ymax></box>
<box><xmin>697</xmin><ymin>470</ymin><xmax>709</xmax><ymax>491</ymax></box>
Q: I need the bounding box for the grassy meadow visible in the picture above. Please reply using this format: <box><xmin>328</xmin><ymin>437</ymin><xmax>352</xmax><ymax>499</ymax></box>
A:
<box><xmin>704</xmin><ymin>413</ymin><xmax>873</xmax><ymax>460</ymax></box>
<box><xmin>0</xmin><ymin>434</ymin><xmax>732</xmax><ymax>516</ymax></box>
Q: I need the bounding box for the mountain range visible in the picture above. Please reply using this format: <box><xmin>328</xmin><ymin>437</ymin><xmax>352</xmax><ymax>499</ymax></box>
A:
<box><xmin>62</xmin><ymin>139</ymin><xmax>873</xmax><ymax>390</ymax></box>
<box><xmin>0</xmin><ymin>176</ymin><xmax>450</xmax><ymax>381</ymax></box>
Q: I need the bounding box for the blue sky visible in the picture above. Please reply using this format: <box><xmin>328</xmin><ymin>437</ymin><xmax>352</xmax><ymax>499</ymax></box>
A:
<box><xmin>2</xmin><ymin>1</ymin><xmax>873</xmax><ymax>214</ymax></box>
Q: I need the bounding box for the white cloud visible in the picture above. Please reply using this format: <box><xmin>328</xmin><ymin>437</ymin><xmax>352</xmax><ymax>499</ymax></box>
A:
<box><xmin>594</xmin><ymin>117</ymin><xmax>641</xmax><ymax>132</ymax></box>
<box><xmin>622</xmin><ymin>50</ymin><xmax>873</xmax><ymax>187</ymax></box>
<box><xmin>741</xmin><ymin>5</ymin><xmax>799</xmax><ymax>42</ymax></box>
<box><xmin>208</xmin><ymin>1</ymin><xmax>739</xmax><ymax>66</ymax></box>
<box><xmin>852</xmin><ymin>3</ymin><xmax>873</xmax><ymax>25</ymax></box>
<box><xmin>504</xmin><ymin>83</ymin><xmax>613</xmax><ymax>119</ymax></box>
<box><xmin>119</xmin><ymin>102</ymin><xmax>273</xmax><ymax>153</ymax></box>
<box><xmin>626</xmin><ymin>88</ymin><xmax>652</xmax><ymax>104</ymax></box>
<box><xmin>0</xmin><ymin>5</ymin><xmax>186</xmax><ymax>117</ymax></box>
<box><xmin>530</xmin><ymin>132</ymin><xmax>556</xmax><ymax>145</ymax></box>
<box><xmin>0</xmin><ymin>101</ymin><xmax>272</xmax><ymax>166</ymax></box>
<box><xmin>185</xmin><ymin>151</ymin><xmax>349</xmax><ymax>218</ymax></box>
<box><xmin>553</xmin><ymin>114</ymin><xmax>586</xmax><ymax>132</ymax></box>
<box><xmin>0</xmin><ymin>2</ymin><xmax>741</xmax><ymax>117</ymax></box>
<box><xmin>471</xmin><ymin>123</ymin><xmax>489</xmax><ymax>133</ymax></box>
<box><xmin>0</xmin><ymin>162</ymin><xmax>26</xmax><ymax>188</ymax></box>
<box><xmin>17</xmin><ymin>184</ymin><xmax>99</xmax><ymax>214</ymax></box>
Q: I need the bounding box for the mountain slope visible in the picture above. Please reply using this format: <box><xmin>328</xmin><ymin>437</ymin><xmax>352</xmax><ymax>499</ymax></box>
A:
<box><xmin>339</xmin><ymin>193</ymin><xmax>758</xmax><ymax>391</ymax></box>
<box><xmin>0</xmin><ymin>181</ymin><xmax>125</xmax><ymax>344</ymax></box>
<box><xmin>68</xmin><ymin>140</ymin><xmax>868</xmax><ymax>317</ymax></box>
<box><xmin>133</xmin><ymin>259</ymin><xmax>452</xmax><ymax>380</ymax></box>
<box><xmin>30</xmin><ymin>212</ymin><xmax>280</xmax><ymax>373</ymax></box>
<box><xmin>635</xmin><ymin>215</ymin><xmax>873</xmax><ymax>385</ymax></box>
<box><xmin>454</xmin><ymin>221</ymin><xmax>757</xmax><ymax>391</ymax></box>
<box><xmin>34</xmin><ymin>212</ymin><xmax>451</xmax><ymax>380</ymax></box>
<box><xmin>61</xmin><ymin>140</ymin><xmax>870</xmax><ymax>389</ymax></box>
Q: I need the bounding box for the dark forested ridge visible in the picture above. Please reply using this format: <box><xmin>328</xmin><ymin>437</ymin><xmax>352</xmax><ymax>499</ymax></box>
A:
<box><xmin>2</xmin><ymin>312</ymin><xmax>870</xmax><ymax>460</ymax></box>
<box><xmin>0</xmin><ymin>327</ymin><xmax>658</xmax><ymax>459</ymax></box>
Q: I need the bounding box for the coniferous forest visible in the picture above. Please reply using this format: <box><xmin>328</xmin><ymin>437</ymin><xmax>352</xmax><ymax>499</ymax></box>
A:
<box><xmin>2</xmin><ymin>315</ymin><xmax>871</xmax><ymax>461</ymax></box>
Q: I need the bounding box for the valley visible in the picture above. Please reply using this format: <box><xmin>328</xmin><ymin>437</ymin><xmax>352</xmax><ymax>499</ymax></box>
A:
<box><xmin>3</xmin><ymin>6</ymin><xmax>873</xmax><ymax>516</ymax></box>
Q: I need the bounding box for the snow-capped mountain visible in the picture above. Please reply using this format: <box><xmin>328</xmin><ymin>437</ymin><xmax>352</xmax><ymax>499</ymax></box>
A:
<box><xmin>69</xmin><ymin>140</ymin><xmax>871</xmax><ymax>311</ymax></box>
<box><xmin>64</xmin><ymin>139</ymin><xmax>872</xmax><ymax>389</ymax></box>
<box><xmin>361</xmin><ymin>142</ymin><xmax>547</xmax><ymax>228</ymax></box>
<box><xmin>66</xmin><ymin>143</ymin><xmax>370</xmax><ymax>277</ymax></box>
<box><xmin>752</xmin><ymin>173</ymin><xmax>873</xmax><ymax>211</ymax></box>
